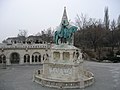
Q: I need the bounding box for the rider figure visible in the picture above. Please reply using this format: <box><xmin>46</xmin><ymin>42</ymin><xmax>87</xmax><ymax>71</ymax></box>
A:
<box><xmin>60</xmin><ymin>20</ymin><xmax>69</xmax><ymax>43</ymax></box>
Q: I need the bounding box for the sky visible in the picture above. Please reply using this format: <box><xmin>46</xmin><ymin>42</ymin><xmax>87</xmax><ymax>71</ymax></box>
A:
<box><xmin>0</xmin><ymin>0</ymin><xmax>120</xmax><ymax>43</ymax></box>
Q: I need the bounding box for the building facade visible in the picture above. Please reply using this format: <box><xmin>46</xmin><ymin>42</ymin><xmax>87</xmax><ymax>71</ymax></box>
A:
<box><xmin>0</xmin><ymin>7</ymin><xmax>72</xmax><ymax>66</ymax></box>
<box><xmin>0</xmin><ymin>36</ymin><xmax>51</xmax><ymax>65</ymax></box>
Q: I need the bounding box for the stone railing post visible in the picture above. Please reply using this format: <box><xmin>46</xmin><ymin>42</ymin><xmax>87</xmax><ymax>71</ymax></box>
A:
<box><xmin>60</xmin><ymin>51</ymin><xmax>63</xmax><ymax>61</ymax></box>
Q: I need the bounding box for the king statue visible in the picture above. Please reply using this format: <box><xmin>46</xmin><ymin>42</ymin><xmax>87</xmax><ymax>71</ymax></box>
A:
<box><xmin>54</xmin><ymin>7</ymin><xmax>78</xmax><ymax>45</ymax></box>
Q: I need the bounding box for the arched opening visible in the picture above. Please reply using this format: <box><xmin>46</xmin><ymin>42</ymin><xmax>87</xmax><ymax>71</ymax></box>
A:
<box><xmin>24</xmin><ymin>54</ymin><xmax>30</xmax><ymax>63</ymax></box>
<box><xmin>10</xmin><ymin>52</ymin><xmax>20</xmax><ymax>64</ymax></box>
<box><xmin>35</xmin><ymin>40</ymin><xmax>39</xmax><ymax>44</ymax></box>
<box><xmin>40</xmin><ymin>41</ymin><xmax>42</xmax><ymax>44</ymax></box>
<box><xmin>32</xmin><ymin>55</ymin><xmax>34</xmax><ymax>62</ymax></box>
<box><xmin>0</xmin><ymin>54</ymin><xmax>6</xmax><ymax>64</ymax></box>
<box><xmin>27</xmin><ymin>55</ymin><xmax>30</xmax><ymax>62</ymax></box>
<box><xmin>39</xmin><ymin>55</ymin><xmax>41</xmax><ymax>62</ymax></box>
<box><xmin>32</xmin><ymin>52</ymin><xmax>41</xmax><ymax>63</ymax></box>
<box><xmin>14</xmin><ymin>41</ymin><xmax>16</xmax><ymax>44</ymax></box>
<box><xmin>24</xmin><ymin>55</ymin><xmax>26</xmax><ymax>63</ymax></box>
<box><xmin>35</xmin><ymin>55</ymin><xmax>38</xmax><ymax>62</ymax></box>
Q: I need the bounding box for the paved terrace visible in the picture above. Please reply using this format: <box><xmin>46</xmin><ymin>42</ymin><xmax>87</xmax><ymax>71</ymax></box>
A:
<box><xmin>0</xmin><ymin>61</ymin><xmax>120</xmax><ymax>90</ymax></box>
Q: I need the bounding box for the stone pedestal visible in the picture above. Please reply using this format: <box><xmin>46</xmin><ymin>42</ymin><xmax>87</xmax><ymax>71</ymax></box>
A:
<box><xmin>33</xmin><ymin>44</ymin><xmax>94</xmax><ymax>89</ymax></box>
<box><xmin>43</xmin><ymin>63</ymin><xmax>49</xmax><ymax>78</ymax></box>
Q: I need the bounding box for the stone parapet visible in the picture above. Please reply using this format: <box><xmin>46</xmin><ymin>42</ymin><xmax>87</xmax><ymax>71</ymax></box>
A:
<box><xmin>0</xmin><ymin>44</ymin><xmax>50</xmax><ymax>49</ymax></box>
<box><xmin>33</xmin><ymin>69</ymin><xmax>94</xmax><ymax>89</ymax></box>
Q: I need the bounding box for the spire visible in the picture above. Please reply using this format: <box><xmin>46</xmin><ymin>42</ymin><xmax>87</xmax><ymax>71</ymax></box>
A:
<box><xmin>61</xmin><ymin>7</ymin><xmax>69</xmax><ymax>26</ymax></box>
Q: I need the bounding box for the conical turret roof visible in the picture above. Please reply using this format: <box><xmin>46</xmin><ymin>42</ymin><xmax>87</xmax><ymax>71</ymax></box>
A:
<box><xmin>60</xmin><ymin>7</ymin><xmax>69</xmax><ymax>26</ymax></box>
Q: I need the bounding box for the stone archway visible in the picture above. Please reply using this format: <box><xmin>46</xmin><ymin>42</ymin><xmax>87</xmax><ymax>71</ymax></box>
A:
<box><xmin>10</xmin><ymin>52</ymin><xmax>20</xmax><ymax>64</ymax></box>
<box><xmin>24</xmin><ymin>54</ymin><xmax>30</xmax><ymax>64</ymax></box>
<box><xmin>31</xmin><ymin>52</ymin><xmax>41</xmax><ymax>63</ymax></box>
<box><xmin>0</xmin><ymin>54</ymin><xmax>6</xmax><ymax>64</ymax></box>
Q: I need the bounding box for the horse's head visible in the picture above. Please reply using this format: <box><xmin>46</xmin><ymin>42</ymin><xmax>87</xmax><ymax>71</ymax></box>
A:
<box><xmin>69</xmin><ymin>26</ymin><xmax>77</xmax><ymax>33</ymax></box>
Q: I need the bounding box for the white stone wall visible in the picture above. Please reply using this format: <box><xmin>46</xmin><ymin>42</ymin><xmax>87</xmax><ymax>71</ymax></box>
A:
<box><xmin>0</xmin><ymin>44</ymin><xmax>50</xmax><ymax>65</ymax></box>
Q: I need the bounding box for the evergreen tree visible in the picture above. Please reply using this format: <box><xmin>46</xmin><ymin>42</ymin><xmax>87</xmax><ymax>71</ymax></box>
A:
<box><xmin>104</xmin><ymin>7</ymin><xmax>110</xmax><ymax>30</ymax></box>
<box><xmin>117</xmin><ymin>15</ymin><xmax>120</xmax><ymax>30</ymax></box>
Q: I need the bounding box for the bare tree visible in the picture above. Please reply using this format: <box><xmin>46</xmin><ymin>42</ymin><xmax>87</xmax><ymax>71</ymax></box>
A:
<box><xmin>85</xmin><ymin>21</ymin><xmax>104</xmax><ymax>52</ymax></box>
<box><xmin>75</xmin><ymin>14</ymin><xmax>89</xmax><ymax>48</ymax></box>
<box><xmin>18</xmin><ymin>29</ymin><xmax>27</xmax><ymax>37</ymax></box>
<box><xmin>106</xmin><ymin>20</ymin><xmax>117</xmax><ymax>51</ymax></box>
<box><xmin>36</xmin><ymin>28</ymin><xmax>54</xmax><ymax>43</ymax></box>
<box><xmin>75</xmin><ymin>14</ymin><xmax>88</xmax><ymax>30</ymax></box>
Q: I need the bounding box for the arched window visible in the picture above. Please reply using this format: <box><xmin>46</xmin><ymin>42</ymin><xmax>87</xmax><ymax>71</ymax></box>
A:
<box><xmin>14</xmin><ymin>41</ymin><xmax>16</xmax><ymax>44</ymax></box>
<box><xmin>24</xmin><ymin>55</ymin><xmax>26</xmax><ymax>63</ymax></box>
<box><xmin>24</xmin><ymin>54</ymin><xmax>30</xmax><ymax>63</ymax></box>
<box><xmin>32</xmin><ymin>55</ymin><xmax>34</xmax><ymax>62</ymax></box>
<box><xmin>27</xmin><ymin>55</ymin><xmax>30</xmax><ymax>62</ymax></box>
<box><xmin>32</xmin><ymin>52</ymin><xmax>41</xmax><ymax>63</ymax></box>
<box><xmin>3</xmin><ymin>55</ymin><xmax>6</xmax><ymax>63</ymax></box>
<box><xmin>40</xmin><ymin>41</ymin><xmax>42</xmax><ymax>44</ymax></box>
<box><xmin>35</xmin><ymin>55</ymin><xmax>38</xmax><ymax>62</ymax></box>
<box><xmin>39</xmin><ymin>55</ymin><xmax>41</xmax><ymax>62</ymax></box>
<box><xmin>0</xmin><ymin>54</ymin><xmax>6</xmax><ymax>64</ymax></box>
<box><xmin>10</xmin><ymin>52</ymin><xmax>20</xmax><ymax>64</ymax></box>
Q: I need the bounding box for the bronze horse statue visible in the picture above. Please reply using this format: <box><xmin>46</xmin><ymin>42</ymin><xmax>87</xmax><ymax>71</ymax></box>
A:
<box><xmin>54</xmin><ymin>25</ymin><xmax>77</xmax><ymax>45</ymax></box>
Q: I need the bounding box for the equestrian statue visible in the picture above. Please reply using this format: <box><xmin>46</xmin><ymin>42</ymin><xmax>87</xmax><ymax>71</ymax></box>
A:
<box><xmin>54</xmin><ymin>21</ymin><xmax>77</xmax><ymax>45</ymax></box>
<box><xmin>54</xmin><ymin>7</ymin><xmax>77</xmax><ymax>45</ymax></box>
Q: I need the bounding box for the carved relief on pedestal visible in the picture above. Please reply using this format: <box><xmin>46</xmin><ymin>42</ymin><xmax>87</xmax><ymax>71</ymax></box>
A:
<box><xmin>63</xmin><ymin>52</ymin><xmax>70</xmax><ymax>62</ymax></box>
<box><xmin>49</xmin><ymin>67</ymin><xmax>72</xmax><ymax>76</ymax></box>
<box><xmin>53</xmin><ymin>52</ymin><xmax>60</xmax><ymax>62</ymax></box>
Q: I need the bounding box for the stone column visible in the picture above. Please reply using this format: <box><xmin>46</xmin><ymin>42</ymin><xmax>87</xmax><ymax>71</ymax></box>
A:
<box><xmin>20</xmin><ymin>56</ymin><xmax>24</xmax><ymax>64</ymax></box>
<box><xmin>80</xmin><ymin>80</ymin><xmax>85</xmax><ymax>88</ymax></box>
<box><xmin>79</xmin><ymin>62</ymin><xmax>84</xmax><ymax>88</ymax></box>
<box><xmin>6</xmin><ymin>57</ymin><xmax>10</xmax><ymax>65</ymax></box>
<box><xmin>60</xmin><ymin>51</ymin><xmax>63</xmax><ymax>60</ymax></box>
<box><xmin>73</xmin><ymin>65</ymin><xmax>79</xmax><ymax>81</ymax></box>
<box><xmin>50</xmin><ymin>51</ymin><xmax>53</xmax><ymax>63</ymax></box>
<box><xmin>70</xmin><ymin>52</ymin><xmax>73</xmax><ymax>63</ymax></box>
<box><xmin>40</xmin><ymin>54</ymin><xmax>43</xmax><ymax>64</ymax></box>
<box><xmin>30</xmin><ymin>55</ymin><xmax>32</xmax><ymax>64</ymax></box>
<box><xmin>43</xmin><ymin>63</ymin><xmax>49</xmax><ymax>78</ymax></box>
<box><xmin>71</xmin><ymin>33</ymin><xmax>74</xmax><ymax>45</ymax></box>
<box><xmin>79</xmin><ymin>62</ymin><xmax>84</xmax><ymax>78</ymax></box>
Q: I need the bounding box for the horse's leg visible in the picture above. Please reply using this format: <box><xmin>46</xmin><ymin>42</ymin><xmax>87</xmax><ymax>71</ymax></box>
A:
<box><xmin>61</xmin><ymin>37</ymin><xmax>62</xmax><ymax>43</ymax></box>
<box><xmin>65</xmin><ymin>38</ymin><xmax>67</xmax><ymax>43</ymax></box>
<box><xmin>55</xmin><ymin>31</ymin><xmax>58</xmax><ymax>44</ymax></box>
<box><xmin>69</xmin><ymin>38</ymin><xmax>71</xmax><ymax>45</ymax></box>
<box><xmin>56</xmin><ymin>35</ymin><xmax>58</xmax><ymax>45</ymax></box>
<box><xmin>68</xmin><ymin>34</ymin><xmax>72</xmax><ymax>45</ymax></box>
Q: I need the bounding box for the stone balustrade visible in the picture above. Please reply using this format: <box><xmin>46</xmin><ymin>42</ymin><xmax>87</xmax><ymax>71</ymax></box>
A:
<box><xmin>84</xmin><ymin>70</ymin><xmax>94</xmax><ymax>87</ymax></box>
<box><xmin>33</xmin><ymin>69</ymin><xmax>94</xmax><ymax>89</ymax></box>
<box><xmin>0</xmin><ymin>44</ymin><xmax>50</xmax><ymax>49</ymax></box>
